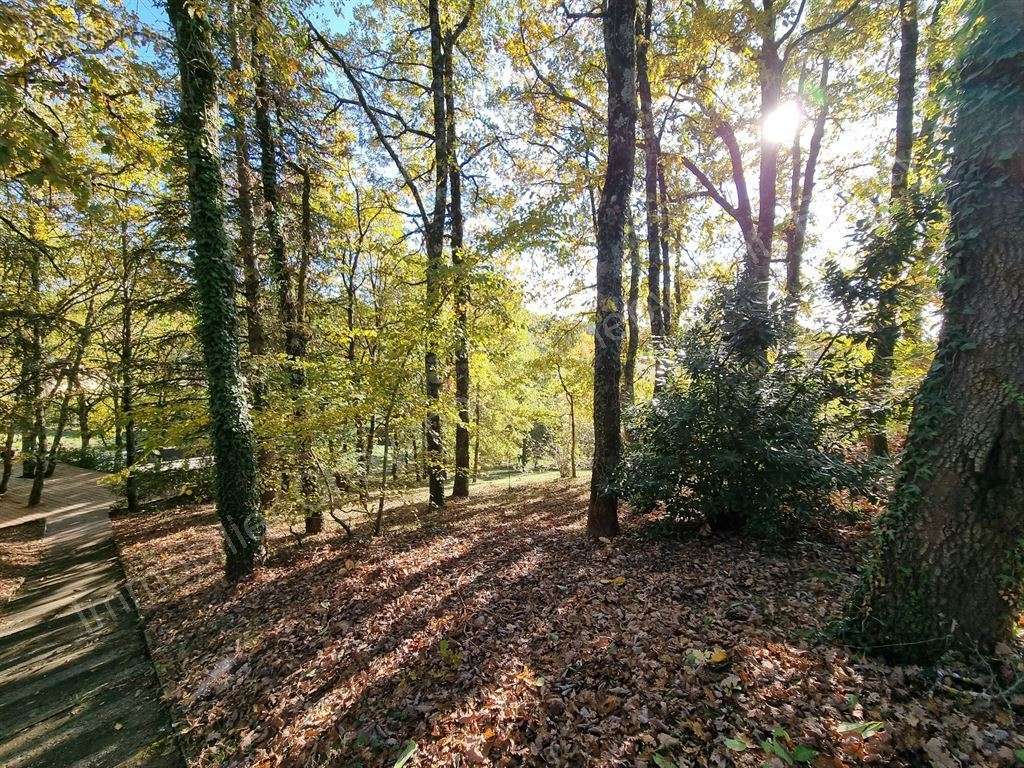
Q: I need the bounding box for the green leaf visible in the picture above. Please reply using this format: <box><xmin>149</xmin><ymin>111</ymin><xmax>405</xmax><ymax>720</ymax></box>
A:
<box><xmin>723</xmin><ymin>737</ymin><xmax>751</xmax><ymax>752</ymax></box>
<box><xmin>762</xmin><ymin>738</ymin><xmax>795</xmax><ymax>766</ymax></box>
<box><xmin>393</xmin><ymin>740</ymin><xmax>418</xmax><ymax>768</ymax></box>
<box><xmin>1014</xmin><ymin>747</ymin><xmax>1024</xmax><ymax>764</ymax></box>
<box><xmin>792</xmin><ymin>744</ymin><xmax>819</xmax><ymax>763</ymax></box>
<box><xmin>837</xmin><ymin>720</ymin><xmax>885</xmax><ymax>738</ymax></box>
<box><xmin>651</xmin><ymin>754</ymin><xmax>677</xmax><ymax>768</ymax></box>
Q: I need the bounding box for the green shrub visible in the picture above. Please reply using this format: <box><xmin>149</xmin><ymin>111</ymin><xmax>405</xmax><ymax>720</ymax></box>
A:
<box><xmin>617</xmin><ymin>295</ymin><xmax>872</xmax><ymax>538</ymax></box>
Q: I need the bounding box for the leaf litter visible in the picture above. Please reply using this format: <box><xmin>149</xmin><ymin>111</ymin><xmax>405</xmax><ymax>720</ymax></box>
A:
<box><xmin>111</xmin><ymin>479</ymin><xmax>1024</xmax><ymax>767</ymax></box>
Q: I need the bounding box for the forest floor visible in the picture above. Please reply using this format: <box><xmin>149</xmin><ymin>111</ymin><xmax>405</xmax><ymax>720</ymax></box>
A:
<box><xmin>0</xmin><ymin>520</ymin><xmax>45</xmax><ymax>607</ymax></box>
<box><xmin>112</xmin><ymin>478</ymin><xmax>1024</xmax><ymax>768</ymax></box>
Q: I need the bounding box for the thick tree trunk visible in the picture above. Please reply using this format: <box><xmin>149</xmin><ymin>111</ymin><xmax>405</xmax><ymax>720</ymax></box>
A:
<box><xmin>621</xmin><ymin>212</ymin><xmax>640</xmax><ymax>406</ymax></box>
<box><xmin>846</xmin><ymin>0</ymin><xmax>1024</xmax><ymax>662</ymax></box>
<box><xmin>77</xmin><ymin>394</ymin><xmax>91</xmax><ymax>450</ymax></box>
<box><xmin>28</xmin><ymin>402</ymin><xmax>45</xmax><ymax>507</ymax></box>
<box><xmin>866</xmin><ymin>0</ymin><xmax>919</xmax><ymax>457</ymax></box>
<box><xmin>731</xmin><ymin>34</ymin><xmax>782</xmax><ymax>361</ymax></box>
<box><xmin>588</xmin><ymin>0</ymin><xmax>637</xmax><ymax>538</ymax></box>
<box><xmin>446</xmin><ymin>44</ymin><xmax>471</xmax><ymax>499</ymax></box>
<box><xmin>167</xmin><ymin>0</ymin><xmax>265</xmax><ymax>580</ymax></box>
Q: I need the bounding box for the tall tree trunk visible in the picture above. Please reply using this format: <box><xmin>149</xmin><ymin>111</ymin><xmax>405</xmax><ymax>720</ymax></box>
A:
<box><xmin>27</xmin><ymin>250</ymin><xmax>45</xmax><ymax>507</ymax></box>
<box><xmin>374</xmin><ymin>411</ymin><xmax>391</xmax><ymax>535</ymax></box>
<box><xmin>228</xmin><ymin>0</ymin><xmax>272</xmax><ymax>508</ymax></box>
<box><xmin>167</xmin><ymin>0</ymin><xmax>265</xmax><ymax>580</ymax></box>
<box><xmin>657</xmin><ymin>163</ymin><xmax>673</xmax><ymax>335</ymax></box>
<box><xmin>424</xmin><ymin>0</ymin><xmax>449</xmax><ymax>510</ymax></box>
<box><xmin>557</xmin><ymin>364</ymin><xmax>577</xmax><ymax>479</ymax></box>
<box><xmin>588</xmin><ymin>0</ymin><xmax>637</xmax><ymax>538</ymax></box>
<box><xmin>846</xmin><ymin>0</ymin><xmax>1024</xmax><ymax>662</ymax></box>
<box><xmin>228</xmin><ymin>0</ymin><xmax>264</xmax><ymax>367</ymax></box>
<box><xmin>112</xmin><ymin>389</ymin><xmax>123</xmax><ymax>470</ymax></box>
<box><xmin>446</xmin><ymin>42</ymin><xmax>471</xmax><ymax>499</ymax></box>
<box><xmin>251</xmin><ymin>5</ymin><xmax>319</xmax><ymax>529</ymax></box>
<box><xmin>78</xmin><ymin>393</ymin><xmax>91</xmax><ymax>450</ymax></box>
<box><xmin>621</xmin><ymin>211</ymin><xmax>640</xmax><ymax>406</ymax></box>
<box><xmin>864</xmin><ymin>0</ymin><xmax>919</xmax><ymax>457</ymax></box>
<box><xmin>637</xmin><ymin>0</ymin><xmax>664</xmax><ymax>381</ymax></box>
<box><xmin>731</xmin><ymin>28</ymin><xmax>783</xmax><ymax>361</ymax></box>
<box><xmin>120</xmin><ymin>225</ymin><xmax>139</xmax><ymax>515</ymax></box>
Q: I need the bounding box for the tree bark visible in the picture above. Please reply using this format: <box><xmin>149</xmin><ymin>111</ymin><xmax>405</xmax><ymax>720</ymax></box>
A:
<box><xmin>637</xmin><ymin>0</ymin><xmax>664</xmax><ymax>379</ymax></box>
<box><xmin>424</xmin><ymin>0</ymin><xmax>449</xmax><ymax>510</ymax></box>
<box><xmin>78</xmin><ymin>394</ymin><xmax>93</xmax><ymax>450</ymax></box>
<box><xmin>120</xmin><ymin>225</ymin><xmax>139</xmax><ymax>515</ymax></box>
<box><xmin>588</xmin><ymin>0</ymin><xmax>637</xmax><ymax>538</ymax></box>
<box><xmin>228</xmin><ymin>0</ymin><xmax>264</xmax><ymax>368</ymax></box>
<box><xmin>446</xmin><ymin>40</ymin><xmax>471</xmax><ymax>499</ymax></box>
<box><xmin>167</xmin><ymin>0</ymin><xmax>265</xmax><ymax>580</ymax></box>
<box><xmin>622</xmin><ymin>211</ymin><xmax>640</xmax><ymax>406</ymax></box>
<box><xmin>657</xmin><ymin>162</ymin><xmax>673</xmax><ymax>335</ymax></box>
<box><xmin>846</xmin><ymin>0</ymin><xmax>1024</xmax><ymax>662</ymax></box>
<box><xmin>27</xmin><ymin>248</ymin><xmax>45</xmax><ymax>506</ymax></box>
<box><xmin>865</xmin><ymin>0</ymin><xmax>919</xmax><ymax>457</ymax></box>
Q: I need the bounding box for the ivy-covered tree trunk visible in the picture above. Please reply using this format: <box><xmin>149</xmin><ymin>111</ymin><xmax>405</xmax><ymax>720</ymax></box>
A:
<box><xmin>588</xmin><ymin>0</ymin><xmax>637</xmax><ymax>538</ymax></box>
<box><xmin>167</xmin><ymin>0</ymin><xmax>265</xmax><ymax>580</ymax></box>
<box><xmin>866</xmin><ymin>0</ymin><xmax>919</xmax><ymax>457</ymax></box>
<box><xmin>846</xmin><ymin>0</ymin><xmax>1024</xmax><ymax>662</ymax></box>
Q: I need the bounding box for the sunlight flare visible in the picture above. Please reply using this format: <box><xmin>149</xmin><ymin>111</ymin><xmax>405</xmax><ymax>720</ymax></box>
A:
<box><xmin>762</xmin><ymin>101</ymin><xmax>803</xmax><ymax>145</ymax></box>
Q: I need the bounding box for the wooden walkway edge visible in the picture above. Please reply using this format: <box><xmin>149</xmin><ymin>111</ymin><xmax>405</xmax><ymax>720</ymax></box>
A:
<box><xmin>0</xmin><ymin>464</ymin><xmax>184</xmax><ymax>768</ymax></box>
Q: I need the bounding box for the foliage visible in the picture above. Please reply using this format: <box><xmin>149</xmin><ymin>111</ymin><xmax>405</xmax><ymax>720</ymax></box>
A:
<box><xmin>617</xmin><ymin>293</ymin><xmax>872</xmax><ymax>538</ymax></box>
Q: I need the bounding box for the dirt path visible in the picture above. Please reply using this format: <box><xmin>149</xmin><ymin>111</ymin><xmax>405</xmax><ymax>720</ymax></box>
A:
<box><xmin>0</xmin><ymin>464</ymin><xmax>183</xmax><ymax>768</ymax></box>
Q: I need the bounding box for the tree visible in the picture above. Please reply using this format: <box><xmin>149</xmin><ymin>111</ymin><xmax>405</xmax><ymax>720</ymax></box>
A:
<box><xmin>637</xmin><ymin>0</ymin><xmax>665</xmax><ymax>382</ymax></box>
<box><xmin>864</xmin><ymin>0</ymin><xmax>920</xmax><ymax>456</ymax></box>
<box><xmin>166</xmin><ymin>0</ymin><xmax>265</xmax><ymax>580</ymax></box>
<box><xmin>845</xmin><ymin>0</ymin><xmax>1024</xmax><ymax>662</ymax></box>
<box><xmin>588</xmin><ymin>0</ymin><xmax>638</xmax><ymax>538</ymax></box>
